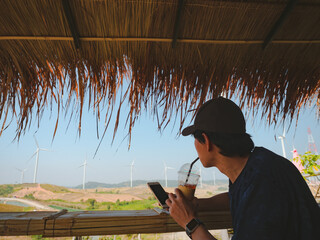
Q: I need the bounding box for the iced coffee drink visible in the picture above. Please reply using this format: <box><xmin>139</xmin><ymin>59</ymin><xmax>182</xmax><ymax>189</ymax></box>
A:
<box><xmin>178</xmin><ymin>184</ymin><xmax>197</xmax><ymax>200</ymax></box>
<box><xmin>178</xmin><ymin>162</ymin><xmax>200</xmax><ymax>200</ymax></box>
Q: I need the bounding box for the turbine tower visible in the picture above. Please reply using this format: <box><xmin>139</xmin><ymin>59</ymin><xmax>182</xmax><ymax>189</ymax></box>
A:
<box><xmin>213</xmin><ymin>170</ymin><xmax>216</xmax><ymax>186</ymax></box>
<box><xmin>30</xmin><ymin>135</ymin><xmax>50</xmax><ymax>183</ymax></box>
<box><xmin>15</xmin><ymin>168</ymin><xmax>27</xmax><ymax>184</ymax></box>
<box><xmin>278</xmin><ymin>127</ymin><xmax>287</xmax><ymax>158</ymax></box>
<box><xmin>130</xmin><ymin>159</ymin><xmax>135</xmax><ymax>188</ymax></box>
<box><xmin>307</xmin><ymin>127</ymin><xmax>318</xmax><ymax>154</ymax></box>
<box><xmin>79</xmin><ymin>156</ymin><xmax>88</xmax><ymax>190</ymax></box>
<box><xmin>163</xmin><ymin>161</ymin><xmax>174</xmax><ymax>187</ymax></box>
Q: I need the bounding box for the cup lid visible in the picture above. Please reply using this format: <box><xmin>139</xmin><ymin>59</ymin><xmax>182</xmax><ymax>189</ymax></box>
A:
<box><xmin>178</xmin><ymin>163</ymin><xmax>200</xmax><ymax>175</ymax></box>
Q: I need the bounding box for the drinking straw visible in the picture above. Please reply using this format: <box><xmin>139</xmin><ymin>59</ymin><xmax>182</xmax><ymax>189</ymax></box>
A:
<box><xmin>185</xmin><ymin>157</ymin><xmax>199</xmax><ymax>184</ymax></box>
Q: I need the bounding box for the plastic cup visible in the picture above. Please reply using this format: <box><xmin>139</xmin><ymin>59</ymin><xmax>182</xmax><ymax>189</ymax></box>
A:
<box><xmin>178</xmin><ymin>163</ymin><xmax>200</xmax><ymax>200</ymax></box>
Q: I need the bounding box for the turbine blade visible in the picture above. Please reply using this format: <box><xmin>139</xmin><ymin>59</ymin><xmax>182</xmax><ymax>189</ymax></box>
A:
<box><xmin>29</xmin><ymin>152</ymin><xmax>37</xmax><ymax>160</ymax></box>
<box><xmin>40</xmin><ymin>148</ymin><xmax>51</xmax><ymax>152</ymax></box>
<box><xmin>26</xmin><ymin>152</ymin><xmax>37</xmax><ymax>164</ymax></box>
<box><xmin>163</xmin><ymin>160</ymin><xmax>167</xmax><ymax>168</ymax></box>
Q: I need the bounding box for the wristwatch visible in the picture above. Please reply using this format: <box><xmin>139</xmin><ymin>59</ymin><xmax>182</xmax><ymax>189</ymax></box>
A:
<box><xmin>185</xmin><ymin>218</ymin><xmax>202</xmax><ymax>239</ymax></box>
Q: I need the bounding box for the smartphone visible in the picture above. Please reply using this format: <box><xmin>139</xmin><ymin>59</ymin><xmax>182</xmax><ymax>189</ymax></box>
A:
<box><xmin>147</xmin><ymin>182</ymin><xmax>169</xmax><ymax>208</ymax></box>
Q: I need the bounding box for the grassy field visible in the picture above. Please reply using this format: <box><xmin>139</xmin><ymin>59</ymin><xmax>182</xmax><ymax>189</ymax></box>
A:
<box><xmin>39</xmin><ymin>184</ymin><xmax>73</xmax><ymax>193</ymax></box>
<box><xmin>0</xmin><ymin>183</ymin><xmax>228</xmax><ymax>212</ymax></box>
<box><xmin>0</xmin><ymin>203</ymin><xmax>34</xmax><ymax>212</ymax></box>
<box><xmin>44</xmin><ymin>197</ymin><xmax>158</xmax><ymax>211</ymax></box>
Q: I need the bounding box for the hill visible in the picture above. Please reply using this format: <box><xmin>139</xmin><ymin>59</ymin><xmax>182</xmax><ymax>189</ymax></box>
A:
<box><xmin>0</xmin><ymin>182</ymin><xmax>229</xmax><ymax>212</ymax></box>
<box><xmin>71</xmin><ymin>179</ymin><xmax>228</xmax><ymax>189</ymax></box>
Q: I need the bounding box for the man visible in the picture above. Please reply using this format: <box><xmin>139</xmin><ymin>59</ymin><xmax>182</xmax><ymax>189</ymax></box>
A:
<box><xmin>165</xmin><ymin>97</ymin><xmax>320</xmax><ymax>240</ymax></box>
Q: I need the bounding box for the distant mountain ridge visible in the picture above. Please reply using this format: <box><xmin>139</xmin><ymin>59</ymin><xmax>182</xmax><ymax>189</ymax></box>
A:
<box><xmin>71</xmin><ymin>179</ymin><xmax>228</xmax><ymax>189</ymax></box>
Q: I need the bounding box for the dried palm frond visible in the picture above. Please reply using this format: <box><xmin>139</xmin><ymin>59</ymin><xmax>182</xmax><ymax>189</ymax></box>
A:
<box><xmin>0</xmin><ymin>0</ymin><xmax>319</xmax><ymax>146</ymax></box>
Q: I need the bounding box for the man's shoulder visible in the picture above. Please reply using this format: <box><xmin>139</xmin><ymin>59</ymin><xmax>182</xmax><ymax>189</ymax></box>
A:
<box><xmin>246</xmin><ymin>147</ymin><xmax>298</xmax><ymax>187</ymax></box>
<box><xmin>250</xmin><ymin>147</ymin><xmax>288</xmax><ymax>169</ymax></box>
<box><xmin>252</xmin><ymin>146</ymin><xmax>280</xmax><ymax>158</ymax></box>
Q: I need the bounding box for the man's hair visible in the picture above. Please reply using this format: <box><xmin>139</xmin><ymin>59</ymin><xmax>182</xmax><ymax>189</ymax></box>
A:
<box><xmin>193</xmin><ymin>130</ymin><xmax>254</xmax><ymax>157</ymax></box>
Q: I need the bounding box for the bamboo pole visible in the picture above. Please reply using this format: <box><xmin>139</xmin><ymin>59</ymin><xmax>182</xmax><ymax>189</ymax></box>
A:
<box><xmin>0</xmin><ymin>36</ymin><xmax>319</xmax><ymax>44</ymax></box>
<box><xmin>0</xmin><ymin>209</ymin><xmax>232</xmax><ymax>237</ymax></box>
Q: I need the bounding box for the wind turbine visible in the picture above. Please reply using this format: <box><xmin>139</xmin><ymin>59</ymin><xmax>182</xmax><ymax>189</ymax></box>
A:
<box><xmin>130</xmin><ymin>159</ymin><xmax>135</xmax><ymax>188</ymax></box>
<box><xmin>79</xmin><ymin>156</ymin><xmax>88</xmax><ymax>190</ymax></box>
<box><xmin>163</xmin><ymin>161</ymin><xmax>174</xmax><ymax>187</ymax></box>
<box><xmin>278</xmin><ymin>126</ymin><xmax>287</xmax><ymax>158</ymax></box>
<box><xmin>29</xmin><ymin>135</ymin><xmax>50</xmax><ymax>183</ymax></box>
<box><xmin>15</xmin><ymin>168</ymin><xmax>27</xmax><ymax>184</ymax></box>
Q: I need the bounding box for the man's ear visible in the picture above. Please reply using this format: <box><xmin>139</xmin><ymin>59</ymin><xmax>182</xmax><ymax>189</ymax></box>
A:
<box><xmin>202</xmin><ymin>133</ymin><xmax>212</xmax><ymax>152</ymax></box>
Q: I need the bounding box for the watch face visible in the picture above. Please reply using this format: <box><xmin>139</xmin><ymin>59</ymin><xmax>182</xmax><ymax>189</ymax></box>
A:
<box><xmin>187</xmin><ymin>218</ymin><xmax>199</xmax><ymax>230</ymax></box>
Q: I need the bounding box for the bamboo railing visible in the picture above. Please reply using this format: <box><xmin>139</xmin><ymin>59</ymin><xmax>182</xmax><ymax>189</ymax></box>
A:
<box><xmin>0</xmin><ymin>209</ymin><xmax>232</xmax><ymax>237</ymax></box>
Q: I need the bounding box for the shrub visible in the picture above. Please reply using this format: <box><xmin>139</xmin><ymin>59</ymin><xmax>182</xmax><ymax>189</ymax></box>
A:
<box><xmin>86</xmin><ymin>198</ymin><xmax>97</xmax><ymax>209</ymax></box>
<box><xmin>0</xmin><ymin>185</ymin><xmax>14</xmax><ymax>196</ymax></box>
<box><xmin>24</xmin><ymin>193</ymin><xmax>36</xmax><ymax>200</ymax></box>
<box><xmin>299</xmin><ymin>152</ymin><xmax>320</xmax><ymax>176</ymax></box>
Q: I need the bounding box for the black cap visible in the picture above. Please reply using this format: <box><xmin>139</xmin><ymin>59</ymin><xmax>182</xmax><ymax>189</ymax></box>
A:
<box><xmin>182</xmin><ymin>97</ymin><xmax>246</xmax><ymax>136</ymax></box>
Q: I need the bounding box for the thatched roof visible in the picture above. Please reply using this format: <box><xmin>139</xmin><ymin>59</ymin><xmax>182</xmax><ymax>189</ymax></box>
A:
<box><xmin>0</xmin><ymin>0</ymin><xmax>319</xmax><ymax>143</ymax></box>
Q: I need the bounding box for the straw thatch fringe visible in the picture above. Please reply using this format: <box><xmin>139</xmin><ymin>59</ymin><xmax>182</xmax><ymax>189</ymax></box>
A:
<box><xmin>0</xmin><ymin>0</ymin><xmax>319</xmax><ymax>145</ymax></box>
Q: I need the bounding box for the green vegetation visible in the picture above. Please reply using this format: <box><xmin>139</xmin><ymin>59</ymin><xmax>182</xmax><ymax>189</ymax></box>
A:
<box><xmin>40</xmin><ymin>184</ymin><xmax>72</xmax><ymax>193</ymax></box>
<box><xmin>44</xmin><ymin>199</ymin><xmax>84</xmax><ymax>211</ymax></box>
<box><xmin>31</xmin><ymin>235</ymin><xmax>56</xmax><ymax>240</ymax></box>
<box><xmin>95</xmin><ymin>198</ymin><xmax>158</xmax><ymax>211</ymax></box>
<box><xmin>44</xmin><ymin>197</ymin><xmax>158</xmax><ymax>211</ymax></box>
<box><xmin>298</xmin><ymin>152</ymin><xmax>320</xmax><ymax>176</ymax></box>
<box><xmin>0</xmin><ymin>203</ymin><xmax>34</xmax><ymax>212</ymax></box>
<box><xmin>0</xmin><ymin>183</ymin><xmax>44</xmax><ymax>197</ymax></box>
<box><xmin>96</xmin><ymin>189</ymin><xmax>120</xmax><ymax>194</ymax></box>
<box><xmin>24</xmin><ymin>193</ymin><xmax>36</xmax><ymax>200</ymax></box>
<box><xmin>87</xmin><ymin>198</ymin><xmax>97</xmax><ymax>209</ymax></box>
<box><xmin>49</xmin><ymin>205</ymin><xmax>80</xmax><ymax>212</ymax></box>
<box><xmin>0</xmin><ymin>185</ymin><xmax>14</xmax><ymax>196</ymax></box>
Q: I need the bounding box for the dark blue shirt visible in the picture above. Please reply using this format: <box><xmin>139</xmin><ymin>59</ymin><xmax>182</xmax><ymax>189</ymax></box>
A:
<box><xmin>229</xmin><ymin>147</ymin><xmax>320</xmax><ymax>240</ymax></box>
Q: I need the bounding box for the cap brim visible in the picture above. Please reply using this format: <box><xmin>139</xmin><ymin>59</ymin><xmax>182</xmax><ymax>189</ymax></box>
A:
<box><xmin>182</xmin><ymin>125</ymin><xmax>196</xmax><ymax>136</ymax></box>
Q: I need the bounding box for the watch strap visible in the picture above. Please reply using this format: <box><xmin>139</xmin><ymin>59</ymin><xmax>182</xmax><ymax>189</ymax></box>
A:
<box><xmin>186</xmin><ymin>218</ymin><xmax>202</xmax><ymax>239</ymax></box>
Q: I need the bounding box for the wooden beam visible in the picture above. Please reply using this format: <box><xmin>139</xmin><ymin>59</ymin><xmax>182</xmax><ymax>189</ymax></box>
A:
<box><xmin>1</xmin><ymin>36</ymin><xmax>319</xmax><ymax>44</ymax></box>
<box><xmin>263</xmin><ymin>0</ymin><xmax>298</xmax><ymax>49</ymax></box>
<box><xmin>0</xmin><ymin>209</ymin><xmax>232</xmax><ymax>237</ymax></box>
<box><xmin>62</xmin><ymin>0</ymin><xmax>81</xmax><ymax>49</ymax></box>
<box><xmin>172</xmin><ymin>0</ymin><xmax>185</xmax><ymax>48</ymax></box>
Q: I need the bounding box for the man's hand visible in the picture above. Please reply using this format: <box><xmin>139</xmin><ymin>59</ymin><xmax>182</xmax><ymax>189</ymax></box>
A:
<box><xmin>165</xmin><ymin>188</ymin><xmax>197</xmax><ymax>228</ymax></box>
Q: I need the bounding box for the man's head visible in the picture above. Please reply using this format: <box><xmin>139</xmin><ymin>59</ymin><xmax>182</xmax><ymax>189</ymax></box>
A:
<box><xmin>182</xmin><ymin>97</ymin><xmax>246</xmax><ymax>136</ymax></box>
<box><xmin>182</xmin><ymin>97</ymin><xmax>254</xmax><ymax>158</ymax></box>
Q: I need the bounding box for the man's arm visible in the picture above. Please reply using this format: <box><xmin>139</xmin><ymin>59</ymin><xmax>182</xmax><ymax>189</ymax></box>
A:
<box><xmin>166</xmin><ymin>189</ymin><xmax>230</xmax><ymax>240</ymax></box>
<box><xmin>196</xmin><ymin>192</ymin><xmax>230</xmax><ymax>211</ymax></box>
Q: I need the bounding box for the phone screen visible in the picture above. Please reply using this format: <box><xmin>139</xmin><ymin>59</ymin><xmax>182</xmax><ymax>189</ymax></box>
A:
<box><xmin>148</xmin><ymin>182</ymin><xmax>169</xmax><ymax>206</ymax></box>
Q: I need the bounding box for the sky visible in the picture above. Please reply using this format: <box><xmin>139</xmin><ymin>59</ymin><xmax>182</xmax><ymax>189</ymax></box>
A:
<box><xmin>0</xmin><ymin>90</ymin><xmax>319</xmax><ymax>187</ymax></box>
